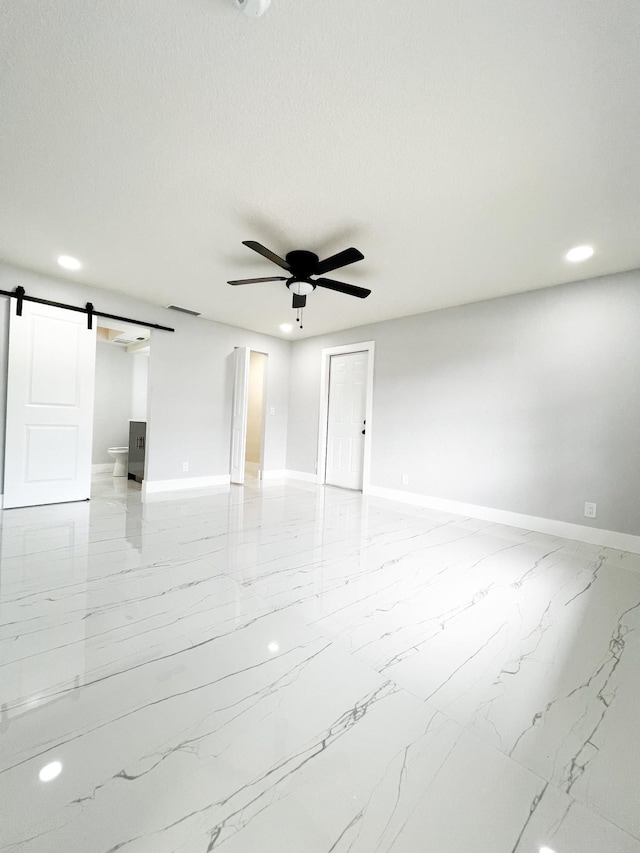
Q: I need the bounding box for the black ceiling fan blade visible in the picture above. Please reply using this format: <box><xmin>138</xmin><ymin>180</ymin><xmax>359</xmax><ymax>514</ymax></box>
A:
<box><xmin>228</xmin><ymin>276</ymin><xmax>288</xmax><ymax>285</ymax></box>
<box><xmin>315</xmin><ymin>247</ymin><xmax>364</xmax><ymax>276</ymax></box>
<box><xmin>315</xmin><ymin>278</ymin><xmax>371</xmax><ymax>299</ymax></box>
<box><xmin>292</xmin><ymin>293</ymin><xmax>306</xmax><ymax>309</ymax></box>
<box><xmin>242</xmin><ymin>241</ymin><xmax>291</xmax><ymax>272</ymax></box>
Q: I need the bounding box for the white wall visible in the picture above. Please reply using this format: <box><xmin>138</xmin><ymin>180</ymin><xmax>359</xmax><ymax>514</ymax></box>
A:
<box><xmin>130</xmin><ymin>352</ymin><xmax>149</xmax><ymax>422</ymax></box>
<box><xmin>287</xmin><ymin>270</ymin><xmax>640</xmax><ymax>537</ymax></box>
<box><xmin>93</xmin><ymin>342</ymin><xmax>134</xmax><ymax>464</ymax></box>
<box><xmin>0</xmin><ymin>263</ymin><xmax>291</xmax><ymax>489</ymax></box>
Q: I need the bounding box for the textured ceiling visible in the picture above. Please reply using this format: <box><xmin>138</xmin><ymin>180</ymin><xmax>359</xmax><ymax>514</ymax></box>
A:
<box><xmin>1</xmin><ymin>0</ymin><xmax>639</xmax><ymax>338</ymax></box>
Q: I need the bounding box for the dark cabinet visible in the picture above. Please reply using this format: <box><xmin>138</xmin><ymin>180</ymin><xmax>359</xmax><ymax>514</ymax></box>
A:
<box><xmin>128</xmin><ymin>421</ymin><xmax>146</xmax><ymax>483</ymax></box>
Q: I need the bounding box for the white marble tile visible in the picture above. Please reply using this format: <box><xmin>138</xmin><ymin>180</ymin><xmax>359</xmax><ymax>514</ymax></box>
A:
<box><xmin>512</xmin><ymin>781</ymin><xmax>640</xmax><ymax>853</ymax></box>
<box><xmin>0</xmin><ymin>629</ymin><xmax>548</xmax><ymax>853</ymax></box>
<box><xmin>0</xmin><ymin>558</ymin><xmax>275</xmax><ymax>716</ymax></box>
<box><xmin>1</xmin><ymin>474</ymin><xmax>639</xmax><ymax>851</ymax></box>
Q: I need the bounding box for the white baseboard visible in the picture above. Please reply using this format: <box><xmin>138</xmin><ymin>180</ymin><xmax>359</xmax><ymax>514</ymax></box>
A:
<box><xmin>142</xmin><ymin>474</ymin><xmax>231</xmax><ymax>499</ymax></box>
<box><xmin>365</xmin><ymin>485</ymin><xmax>640</xmax><ymax>555</ymax></box>
<box><xmin>92</xmin><ymin>463</ymin><xmax>113</xmax><ymax>474</ymax></box>
<box><xmin>261</xmin><ymin>469</ymin><xmax>318</xmax><ymax>483</ymax></box>
<box><xmin>286</xmin><ymin>469</ymin><xmax>319</xmax><ymax>483</ymax></box>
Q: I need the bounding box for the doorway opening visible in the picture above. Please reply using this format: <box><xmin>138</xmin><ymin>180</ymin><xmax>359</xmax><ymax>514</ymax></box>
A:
<box><xmin>91</xmin><ymin>320</ymin><xmax>150</xmax><ymax>497</ymax></box>
<box><xmin>245</xmin><ymin>351</ymin><xmax>268</xmax><ymax>482</ymax></box>
<box><xmin>230</xmin><ymin>347</ymin><xmax>268</xmax><ymax>485</ymax></box>
<box><xmin>317</xmin><ymin>341</ymin><xmax>375</xmax><ymax>493</ymax></box>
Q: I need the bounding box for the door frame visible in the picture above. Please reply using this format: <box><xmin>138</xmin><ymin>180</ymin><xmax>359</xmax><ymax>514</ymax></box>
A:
<box><xmin>316</xmin><ymin>341</ymin><xmax>375</xmax><ymax>492</ymax></box>
<box><xmin>255</xmin><ymin>350</ymin><xmax>269</xmax><ymax>480</ymax></box>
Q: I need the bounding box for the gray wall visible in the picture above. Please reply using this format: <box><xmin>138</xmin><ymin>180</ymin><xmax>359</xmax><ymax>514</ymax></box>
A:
<box><xmin>93</xmin><ymin>342</ymin><xmax>134</xmax><ymax>464</ymax></box>
<box><xmin>0</xmin><ymin>263</ymin><xmax>291</xmax><ymax>485</ymax></box>
<box><xmin>287</xmin><ymin>270</ymin><xmax>640</xmax><ymax>536</ymax></box>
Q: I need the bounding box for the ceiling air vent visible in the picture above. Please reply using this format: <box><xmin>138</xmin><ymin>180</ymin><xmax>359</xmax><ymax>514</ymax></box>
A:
<box><xmin>167</xmin><ymin>304</ymin><xmax>201</xmax><ymax>316</ymax></box>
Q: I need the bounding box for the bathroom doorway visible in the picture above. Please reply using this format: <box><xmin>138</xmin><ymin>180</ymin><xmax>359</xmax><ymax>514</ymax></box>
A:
<box><xmin>91</xmin><ymin>320</ymin><xmax>151</xmax><ymax>494</ymax></box>
<box><xmin>230</xmin><ymin>348</ymin><xmax>268</xmax><ymax>485</ymax></box>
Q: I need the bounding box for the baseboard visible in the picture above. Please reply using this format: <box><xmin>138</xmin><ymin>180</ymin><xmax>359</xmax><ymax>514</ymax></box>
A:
<box><xmin>260</xmin><ymin>469</ymin><xmax>285</xmax><ymax>480</ymax></box>
<box><xmin>142</xmin><ymin>474</ymin><xmax>231</xmax><ymax>499</ymax></box>
<box><xmin>261</xmin><ymin>469</ymin><xmax>318</xmax><ymax>483</ymax></box>
<box><xmin>91</xmin><ymin>463</ymin><xmax>113</xmax><ymax>474</ymax></box>
<box><xmin>365</xmin><ymin>485</ymin><xmax>640</xmax><ymax>555</ymax></box>
<box><xmin>286</xmin><ymin>469</ymin><xmax>319</xmax><ymax>483</ymax></box>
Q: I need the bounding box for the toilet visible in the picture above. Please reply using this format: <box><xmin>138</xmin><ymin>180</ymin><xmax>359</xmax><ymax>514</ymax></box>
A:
<box><xmin>107</xmin><ymin>447</ymin><xmax>129</xmax><ymax>477</ymax></box>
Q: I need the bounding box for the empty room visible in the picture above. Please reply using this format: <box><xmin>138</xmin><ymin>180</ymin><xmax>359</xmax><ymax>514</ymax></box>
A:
<box><xmin>1</xmin><ymin>2</ymin><xmax>639</xmax><ymax>852</ymax></box>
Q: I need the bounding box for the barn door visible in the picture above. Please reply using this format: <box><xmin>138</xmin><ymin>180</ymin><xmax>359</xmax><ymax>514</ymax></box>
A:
<box><xmin>3</xmin><ymin>301</ymin><xmax>96</xmax><ymax>508</ymax></box>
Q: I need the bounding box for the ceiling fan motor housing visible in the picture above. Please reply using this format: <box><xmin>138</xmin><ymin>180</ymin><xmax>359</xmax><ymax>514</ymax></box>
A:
<box><xmin>285</xmin><ymin>250</ymin><xmax>319</xmax><ymax>277</ymax></box>
<box><xmin>234</xmin><ymin>0</ymin><xmax>271</xmax><ymax>17</ymax></box>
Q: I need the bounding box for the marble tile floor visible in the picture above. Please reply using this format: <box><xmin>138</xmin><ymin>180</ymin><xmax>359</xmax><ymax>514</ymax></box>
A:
<box><xmin>1</xmin><ymin>474</ymin><xmax>639</xmax><ymax>852</ymax></box>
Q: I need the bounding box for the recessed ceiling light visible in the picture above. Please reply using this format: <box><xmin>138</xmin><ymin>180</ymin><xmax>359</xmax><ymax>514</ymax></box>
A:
<box><xmin>39</xmin><ymin>761</ymin><xmax>62</xmax><ymax>782</ymax></box>
<box><xmin>539</xmin><ymin>847</ymin><xmax>556</xmax><ymax>853</ymax></box>
<box><xmin>57</xmin><ymin>255</ymin><xmax>82</xmax><ymax>271</ymax></box>
<box><xmin>268</xmin><ymin>641</ymin><xmax>279</xmax><ymax>653</ymax></box>
<box><xmin>565</xmin><ymin>245</ymin><xmax>594</xmax><ymax>262</ymax></box>
<box><xmin>279</xmin><ymin>323</ymin><xmax>293</xmax><ymax>333</ymax></box>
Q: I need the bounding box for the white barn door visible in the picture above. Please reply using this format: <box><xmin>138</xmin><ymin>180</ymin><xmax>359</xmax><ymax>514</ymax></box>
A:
<box><xmin>325</xmin><ymin>351</ymin><xmax>368</xmax><ymax>490</ymax></box>
<box><xmin>230</xmin><ymin>346</ymin><xmax>250</xmax><ymax>485</ymax></box>
<box><xmin>3</xmin><ymin>301</ymin><xmax>97</xmax><ymax>509</ymax></box>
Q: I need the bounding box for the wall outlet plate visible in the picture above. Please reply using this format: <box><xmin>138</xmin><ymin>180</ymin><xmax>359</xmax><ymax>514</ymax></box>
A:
<box><xmin>584</xmin><ymin>501</ymin><xmax>597</xmax><ymax>518</ymax></box>
<box><xmin>401</xmin><ymin>474</ymin><xmax>409</xmax><ymax>486</ymax></box>
<box><xmin>182</xmin><ymin>461</ymin><xmax>189</xmax><ymax>472</ymax></box>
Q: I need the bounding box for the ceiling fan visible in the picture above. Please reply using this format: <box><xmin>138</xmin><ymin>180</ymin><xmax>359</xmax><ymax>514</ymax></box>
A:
<box><xmin>228</xmin><ymin>241</ymin><xmax>370</xmax><ymax>328</ymax></box>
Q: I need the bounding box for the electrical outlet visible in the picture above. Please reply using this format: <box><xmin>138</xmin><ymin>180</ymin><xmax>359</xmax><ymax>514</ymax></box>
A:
<box><xmin>182</xmin><ymin>461</ymin><xmax>189</xmax><ymax>472</ymax></box>
<box><xmin>584</xmin><ymin>502</ymin><xmax>597</xmax><ymax>519</ymax></box>
<box><xmin>270</xmin><ymin>406</ymin><xmax>275</xmax><ymax>416</ymax></box>
<box><xmin>401</xmin><ymin>474</ymin><xmax>409</xmax><ymax>486</ymax></box>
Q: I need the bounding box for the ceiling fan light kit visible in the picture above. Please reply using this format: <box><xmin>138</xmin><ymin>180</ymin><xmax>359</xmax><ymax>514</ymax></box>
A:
<box><xmin>228</xmin><ymin>241</ymin><xmax>370</xmax><ymax>330</ymax></box>
<box><xmin>234</xmin><ymin>0</ymin><xmax>271</xmax><ymax>17</ymax></box>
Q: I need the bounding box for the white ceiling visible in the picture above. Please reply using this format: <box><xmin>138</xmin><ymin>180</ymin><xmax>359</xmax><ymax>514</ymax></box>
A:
<box><xmin>1</xmin><ymin>0</ymin><xmax>639</xmax><ymax>339</ymax></box>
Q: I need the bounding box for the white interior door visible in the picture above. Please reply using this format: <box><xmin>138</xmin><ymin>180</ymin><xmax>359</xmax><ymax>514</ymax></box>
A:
<box><xmin>230</xmin><ymin>346</ymin><xmax>250</xmax><ymax>485</ymax></box>
<box><xmin>3</xmin><ymin>301</ymin><xmax>97</xmax><ymax>509</ymax></box>
<box><xmin>325</xmin><ymin>350</ymin><xmax>368</xmax><ymax>490</ymax></box>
